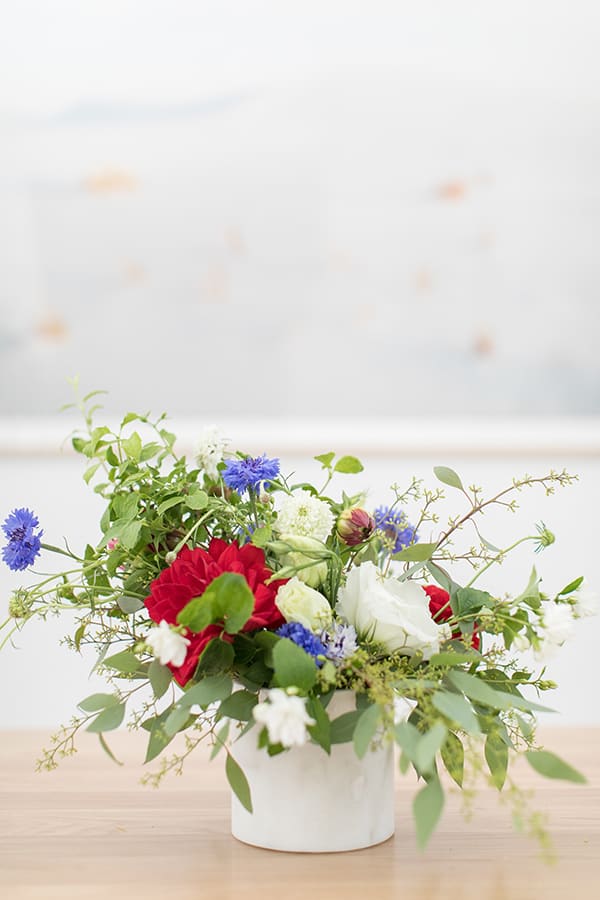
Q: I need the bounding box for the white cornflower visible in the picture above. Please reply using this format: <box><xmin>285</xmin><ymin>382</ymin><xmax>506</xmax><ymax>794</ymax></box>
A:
<box><xmin>253</xmin><ymin>689</ymin><xmax>315</xmax><ymax>748</ymax></box>
<box><xmin>571</xmin><ymin>585</ymin><xmax>599</xmax><ymax>619</ymax></box>
<box><xmin>195</xmin><ymin>425</ymin><xmax>229</xmax><ymax>478</ymax></box>
<box><xmin>146</xmin><ymin>620</ymin><xmax>190</xmax><ymax>667</ymax></box>
<box><xmin>275</xmin><ymin>490</ymin><xmax>334</xmax><ymax>542</ymax></box>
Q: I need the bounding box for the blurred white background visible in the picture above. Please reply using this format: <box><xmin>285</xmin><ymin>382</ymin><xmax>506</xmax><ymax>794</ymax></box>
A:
<box><xmin>1</xmin><ymin>2</ymin><xmax>599</xmax><ymax>727</ymax></box>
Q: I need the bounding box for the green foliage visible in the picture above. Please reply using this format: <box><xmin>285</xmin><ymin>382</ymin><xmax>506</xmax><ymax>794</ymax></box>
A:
<box><xmin>226</xmin><ymin>753</ymin><xmax>253</xmax><ymax>812</ymax></box>
<box><xmin>353</xmin><ymin>703</ymin><xmax>382</xmax><ymax>759</ymax></box>
<box><xmin>413</xmin><ymin>776</ymin><xmax>445</xmax><ymax>849</ymax></box>
<box><xmin>433</xmin><ymin>466</ymin><xmax>464</xmax><ymax>490</ymax></box>
<box><xmin>272</xmin><ymin>638</ymin><xmax>317</xmax><ymax>692</ymax></box>
<box><xmin>525</xmin><ymin>750</ymin><xmax>586</xmax><ymax>784</ymax></box>
<box><xmin>178</xmin><ymin>572</ymin><xmax>254</xmax><ymax>635</ymax></box>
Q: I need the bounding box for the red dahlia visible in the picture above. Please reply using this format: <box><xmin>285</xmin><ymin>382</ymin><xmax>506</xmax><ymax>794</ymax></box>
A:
<box><xmin>144</xmin><ymin>538</ymin><xmax>286</xmax><ymax>685</ymax></box>
<box><xmin>424</xmin><ymin>584</ymin><xmax>480</xmax><ymax>651</ymax></box>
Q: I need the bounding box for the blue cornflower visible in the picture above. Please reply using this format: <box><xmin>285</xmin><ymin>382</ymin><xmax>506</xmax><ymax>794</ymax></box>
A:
<box><xmin>374</xmin><ymin>505</ymin><xmax>418</xmax><ymax>554</ymax></box>
<box><xmin>222</xmin><ymin>454</ymin><xmax>280</xmax><ymax>495</ymax></box>
<box><xmin>277</xmin><ymin>622</ymin><xmax>327</xmax><ymax>666</ymax></box>
<box><xmin>2</xmin><ymin>508</ymin><xmax>43</xmax><ymax>571</ymax></box>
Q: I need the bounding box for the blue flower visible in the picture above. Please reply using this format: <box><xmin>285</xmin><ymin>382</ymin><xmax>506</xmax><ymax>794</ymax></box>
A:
<box><xmin>277</xmin><ymin>622</ymin><xmax>327</xmax><ymax>665</ymax></box>
<box><xmin>374</xmin><ymin>505</ymin><xmax>418</xmax><ymax>554</ymax></box>
<box><xmin>2</xmin><ymin>508</ymin><xmax>43</xmax><ymax>571</ymax></box>
<box><xmin>222</xmin><ymin>454</ymin><xmax>280</xmax><ymax>495</ymax></box>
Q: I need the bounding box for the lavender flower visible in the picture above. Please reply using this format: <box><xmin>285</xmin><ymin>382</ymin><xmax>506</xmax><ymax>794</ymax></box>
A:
<box><xmin>374</xmin><ymin>505</ymin><xmax>418</xmax><ymax>554</ymax></box>
<box><xmin>222</xmin><ymin>454</ymin><xmax>280</xmax><ymax>495</ymax></box>
<box><xmin>2</xmin><ymin>508</ymin><xmax>43</xmax><ymax>571</ymax></box>
<box><xmin>320</xmin><ymin>622</ymin><xmax>358</xmax><ymax>662</ymax></box>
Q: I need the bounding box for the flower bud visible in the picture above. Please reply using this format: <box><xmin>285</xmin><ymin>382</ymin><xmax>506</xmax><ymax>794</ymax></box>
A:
<box><xmin>336</xmin><ymin>508</ymin><xmax>375</xmax><ymax>546</ymax></box>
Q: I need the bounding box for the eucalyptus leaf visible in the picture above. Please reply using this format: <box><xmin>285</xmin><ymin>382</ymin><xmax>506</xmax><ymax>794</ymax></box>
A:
<box><xmin>226</xmin><ymin>753</ymin><xmax>253</xmax><ymax>812</ymax></box>
<box><xmin>272</xmin><ymin>638</ymin><xmax>317</xmax><ymax>692</ymax></box>
<box><xmin>485</xmin><ymin>732</ymin><xmax>509</xmax><ymax>789</ymax></box>
<box><xmin>440</xmin><ymin>732</ymin><xmax>464</xmax><ymax>787</ymax></box>
<box><xmin>433</xmin><ymin>466</ymin><xmax>464</xmax><ymax>490</ymax></box>
<box><xmin>413</xmin><ymin>776</ymin><xmax>445</xmax><ymax>849</ymax></box>
<box><xmin>393</xmin><ymin>542</ymin><xmax>438</xmax><ymax>563</ymax></box>
<box><xmin>353</xmin><ymin>703</ymin><xmax>382</xmax><ymax>759</ymax></box>
<box><xmin>86</xmin><ymin>702</ymin><xmax>126</xmax><ymax>733</ymax></box>
<box><xmin>525</xmin><ymin>750</ymin><xmax>586</xmax><ymax>784</ymax></box>
<box><xmin>431</xmin><ymin>691</ymin><xmax>480</xmax><ymax>734</ymax></box>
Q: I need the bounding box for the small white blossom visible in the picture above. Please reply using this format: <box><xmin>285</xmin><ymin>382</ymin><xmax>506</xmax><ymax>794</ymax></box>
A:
<box><xmin>571</xmin><ymin>585</ymin><xmax>599</xmax><ymax>619</ymax></box>
<box><xmin>195</xmin><ymin>425</ymin><xmax>229</xmax><ymax>478</ymax></box>
<box><xmin>275</xmin><ymin>490</ymin><xmax>334</xmax><ymax>542</ymax></box>
<box><xmin>146</xmin><ymin>620</ymin><xmax>190</xmax><ymax>667</ymax></box>
<box><xmin>253</xmin><ymin>689</ymin><xmax>315</xmax><ymax>747</ymax></box>
<box><xmin>513</xmin><ymin>632</ymin><xmax>531</xmax><ymax>652</ymax></box>
<box><xmin>535</xmin><ymin>603</ymin><xmax>575</xmax><ymax>660</ymax></box>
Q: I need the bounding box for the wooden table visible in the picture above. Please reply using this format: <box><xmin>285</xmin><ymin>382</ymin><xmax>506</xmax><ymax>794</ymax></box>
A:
<box><xmin>1</xmin><ymin>728</ymin><xmax>599</xmax><ymax>899</ymax></box>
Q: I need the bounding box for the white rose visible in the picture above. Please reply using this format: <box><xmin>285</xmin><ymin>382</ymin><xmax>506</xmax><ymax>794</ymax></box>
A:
<box><xmin>336</xmin><ymin>562</ymin><xmax>445</xmax><ymax>659</ymax></box>
<box><xmin>275</xmin><ymin>577</ymin><xmax>333</xmax><ymax>631</ymax></box>
<box><xmin>253</xmin><ymin>689</ymin><xmax>315</xmax><ymax>747</ymax></box>
<box><xmin>146</xmin><ymin>620</ymin><xmax>190</xmax><ymax>667</ymax></box>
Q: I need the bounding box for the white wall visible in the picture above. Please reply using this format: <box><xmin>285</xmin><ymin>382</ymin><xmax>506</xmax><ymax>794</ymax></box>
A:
<box><xmin>1</xmin><ymin>418</ymin><xmax>599</xmax><ymax>728</ymax></box>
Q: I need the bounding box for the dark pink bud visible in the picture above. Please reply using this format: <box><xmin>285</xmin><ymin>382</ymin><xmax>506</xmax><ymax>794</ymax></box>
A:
<box><xmin>336</xmin><ymin>507</ymin><xmax>375</xmax><ymax>546</ymax></box>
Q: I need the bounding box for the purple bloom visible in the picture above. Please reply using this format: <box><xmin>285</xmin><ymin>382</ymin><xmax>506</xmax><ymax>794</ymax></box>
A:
<box><xmin>222</xmin><ymin>454</ymin><xmax>280</xmax><ymax>495</ymax></box>
<box><xmin>320</xmin><ymin>622</ymin><xmax>358</xmax><ymax>662</ymax></box>
<box><xmin>374</xmin><ymin>505</ymin><xmax>418</xmax><ymax>554</ymax></box>
<box><xmin>2</xmin><ymin>508</ymin><xmax>43</xmax><ymax>571</ymax></box>
<box><xmin>277</xmin><ymin>622</ymin><xmax>327</xmax><ymax>665</ymax></box>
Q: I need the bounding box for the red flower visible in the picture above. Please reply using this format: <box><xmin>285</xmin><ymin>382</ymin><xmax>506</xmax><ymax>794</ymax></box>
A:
<box><xmin>424</xmin><ymin>585</ymin><xmax>480</xmax><ymax>651</ymax></box>
<box><xmin>144</xmin><ymin>538</ymin><xmax>286</xmax><ymax>685</ymax></box>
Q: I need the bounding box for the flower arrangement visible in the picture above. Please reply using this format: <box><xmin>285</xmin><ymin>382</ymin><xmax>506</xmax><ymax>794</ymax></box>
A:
<box><xmin>2</xmin><ymin>391</ymin><xmax>596</xmax><ymax>851</ymax></box>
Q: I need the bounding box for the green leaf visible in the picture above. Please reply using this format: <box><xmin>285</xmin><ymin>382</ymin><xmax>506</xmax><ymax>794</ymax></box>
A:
<box><xmin>394</xmin><ymin>721</ymin><xmax>421</xmax><ymax>764</ymax></box>
<box><xmin>440</xmin><ymin>732</ymin><xmax>464</xmax><ymax>787</ymax></box>
<box><xmin>431</xmin><ymin>691</ymin><xmax>480</xmax><ymax>734</ymax></box>
<box><xmin>86</xmin><ymin>702</ymin><xmax>126</xmax><ymax>733</ymax></box>
<box><xmin>102</xmin><ymin>650</ymin><xmax>143</xmax><ymax>674</ymax></box>
<box><xmin>447</xmin><ymin>670</ymin><xmax>555</xmax><ymax>714</ymax></box>
<box><xmin>185</xmin><ymin>490</ymin><xmax>208</xmax><ymax>510</ymax></box>
<box><xmin>525</xmin><ymin>750</ymin><xmax>586</xmax><ymax>784</ymax></box>
<box><xmin>74</xmin><ymin>622</ymin><xmax>86</xmax><ymax>651</ymax></box>
<box><xmin>334</xmin><ymin>455</ymin><xmax>364</xmax><ymax>474</ymax></box>
<box><xmin>83</xmin><ymin>462</ymin><xmax>101</xmax><ymax>484</ymax></box>
<box><xmin>226</xmin><ymin>753</ymin><xmax>253</xmax><ymax>812</ymax></box>
<box><xmin>428</xmin><ymin>651</ymin><xmax>481</xmax><ymax>667</ymax></box>
<box><xmin>209</xmin><ymin>722</ymin><xmax>230</xmax><ymax>760</ymax></box>
<box><xmin>164</xmin><ymin>706</ymin><xmax>192</xmax><ymax>738</ymax></box>
<box><xmin>453</xmin><ymin>587</ymin><xmax>493</xmax><ymax>617</ymax></box>
<box><xmin>307</xmin><ymin>696</ymin><xmax>331</xmax><ymax>754</ymax></box>
<box><xmin>330</xmin><ymin>710</ymin><xmax>362</xmax><ymax>744</ymax></box>
<box><xmin>353</xmin><ymin>704</ymin><xmax>382</xmax><ymax>759</ymax></box>
<box><xmin>217</xmin><ymin>690</ymin><xmax>258</xmax><ymax>722</ymax></box>
<box><xmin>250</xmin><ymin>526</ymin><xmax>271</xmax><ymax>548</ymax></box>
<box><xmin>393</xmin><ymin>542</ymin><xmax>437</xmax><ymax>562</ymax></box>
<box><xmin>195</xmin><ymin>638</ymin><xmax>235</xmax><ymax>675</ymax></box>
<box><xmin>415</xmin><ymin>722</ymin><xmax>447</xmax><ymax>775</ymax></box>
<box><xmin>433</xmin><ymin>466</ymin><xmax>464</xmax><ymax>490</ymax></box>
<box><xmin>144</xmin><ymin>708</ymin><xmax>176</xmax><ymax>763</ymax></box>
<box><xmin>314</xmin><ymin>451</ymin><xmax>335</xmax><ymax>469</ymax></box>
<box><xmin>148</xmin><ymin>660</ymin><xmax>172</xmax><ymax>700</ymax></box>
<box><xmin>515</xmin><ymin>567</ymin><xmax>541</xmax><ymax>605</ymax></box>
<box><xmin>558</xmin><ymin>576</ymin><xmax>584</xmax><ymax>597</ymax></box>
<box><xmin>178</xmin><ymin>572</ymin><xmax>254</xmax><ymax>635</ymax></box>
<box><xmin>180</xmin><ymin>674</ymin><xmax>233</xmax><ymax>708</ymax></box>
<box><xmin>117</xmin><ymin>596</ymin><xmax>145</xmax><ymax>614</ymax></box>
<box><xmin>98</xmin><ymin>733</ymin><xmax>124</xmax><ymax>766</ymax></box>
<box><xmin>272</xmin><ymin>638</ymin><xmax>317</xmax><ymax>692</ymax></box>
<box><xmin>157</xmin><ymin>496</ymin><xmax>184</xmax><ymax>516</ymax></box>
<box><xmin>119</xmin><ymin>520</ymin><xmax>143</xmax><ymax>550</ymax></box>
<box><xmin>413</xmin><ymin>776</ymin><xmax>445</xmax><ymax>849</ymax></box>
<box><xmin>78</xmin><ymin>693</ymin><xmax>120</xmax><ymax>712</ymax></box>
<box><xmin>122</xmin><ymin>431</ymin><xmax>142</xmax><ymax>461</ymax></box>
<box><xmin>485</xmin><ymin>732</ymin><xmax>509</xmax><ymax>790</ymax></box>
<box><xmin>105</xmin><ymin>445</ymin><xmax>120</xmax><ymax>467</ymax></box>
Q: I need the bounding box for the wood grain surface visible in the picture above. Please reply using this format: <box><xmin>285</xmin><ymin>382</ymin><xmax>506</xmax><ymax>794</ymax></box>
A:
<box><xmin>1</xmin><ymin>728</ymin><xmax>599</xmax><ymax>900</ymax></box>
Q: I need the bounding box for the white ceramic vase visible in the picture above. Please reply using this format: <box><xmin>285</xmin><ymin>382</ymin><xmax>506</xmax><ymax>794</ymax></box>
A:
<box><xmin>230</xmin><ymin>691</ymin><xmax>395</xmax><ymax>852</ymax></box>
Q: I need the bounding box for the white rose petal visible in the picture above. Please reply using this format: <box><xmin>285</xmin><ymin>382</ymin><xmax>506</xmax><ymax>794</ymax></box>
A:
<box><xmin>253</xmin><ymin>689</ymin><xmax>315</xmax><ymax>748</ymax></box>
<box><xmin>336</xmin><ymin>561</ymin><xmax>445</xmax><ymax>660</ymax></box>
<box><xmin>535</xmin><ymin>602</ymin><xmax>575</xmax><ymax>660</ymax></box>
<box><xmin>146</xmin><ymin>620</ymin><xmax>191</xmax><ymax>667</ymax></box>
<box><xmin>275</xmin><ymin>577</ymin><xmax>332</xmax><ymax>631</ymax></box>
<box><xmin>275</xmin><ymin>491</ymin><xmax>334</xmax><ymax>542</ymax></box>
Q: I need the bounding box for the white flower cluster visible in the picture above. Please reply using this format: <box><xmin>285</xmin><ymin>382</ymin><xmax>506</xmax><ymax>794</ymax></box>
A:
<box><xmin>146</xmin><ymin>620</ymin><xmax>190</xmax><ymax>667</ymax></box>
<box><xmin>275</xmin><ymin>490</ymin><xmax>334</xmax><ymax>542</ymax></box>
<box><xmin>253</xmin><ymin>689</ymin><xmax>315</xmax><ymax>747</ymax></box>
<box><xmin>195</xmin><ymin>425</ymin><xmax>229</xmax><ymax>478</ymax></box>
<box><xmin>516</xmin><ymin>585</ymin><xmax>599</xmax><ymax>660</ymax></box>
